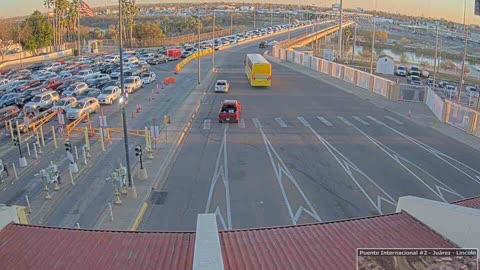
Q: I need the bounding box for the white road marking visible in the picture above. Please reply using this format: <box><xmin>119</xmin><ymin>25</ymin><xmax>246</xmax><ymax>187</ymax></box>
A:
<box><xmin>205</xmin><ymin>126</ymin><xmax>232</xmax><ymax>230</ymax></box>
<box><xmin>307</xmin><ymin>125</ymin><xmax>397</xmax><ymax>214</ymax></box>
<box><xmin>252</xmin><ymin>118</ymin><xmax>262</xmax><ymax>128</ymax></box>
<box><xmin>352</xmin><ymin>116</ymin><xmax>369</xmax><ymax>125</ymax></box>
<box><xmin>382</xmin><ymin>123</ymin><xmax>480</xmax><ymax>185</ymax></box>
<box><xmin>259</xmin><ymin>127</ymin><xmax>322</xmax><ymax>224</ymax></box>
<box><xmin>350</xmin><ymin>123</ymin><xmax>464</xmax><ymax>202</ymax></box>
<box><xmin>297</xmin><ymin>117</ymin><xmax>310</xmax><ymax>127</ymax></box>
<box><xmin>274</xmin><ymin>117</ymin><xmax>288</xmax><ymax>128</ymax></box>
<box><xmin>238</xmin><ymin>118</ymin><xmax>245</xmax><ymax>129</ymax></box>
<box><xmin>384</xmin><ymin>116</ymin><xmax>403</xmax><ymax>125</ymax></box>
<box><xmin>316</xmin><ymin>116</ymin><xmax>333</xmax><ymax>127</ymax></box>
<box><xmin>203</xmin><ymin>119</ymin><xmax>211</xmax><ymax>130</ymax></box>
<box><xmin>337</xmin><ymin>116</ymin><xmax>353</xmax><ymax>126</ymax></box>
<box><xmin>366</xmin><ymin>116</ymin><xmax>385</xmax><ymax>125</ymax></box>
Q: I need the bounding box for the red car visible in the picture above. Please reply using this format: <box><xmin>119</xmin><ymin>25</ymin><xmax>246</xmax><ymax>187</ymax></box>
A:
<box><xmin>218</xmin><ymin>100</ymin><xmax>242</xmax><ymax>123</ymax></box>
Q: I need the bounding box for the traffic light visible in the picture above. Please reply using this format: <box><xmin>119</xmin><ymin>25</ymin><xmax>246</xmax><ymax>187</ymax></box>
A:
<box><xmin>135</xmin><ymin>144</ymin><xmax>142</xmax><ymax>157</ymax></box>
<box><xmin>65</xmin><ymin>141</ymin><xmax>72</xmax><ymax>152</ymax></box>
<box><xmin>12</xmin><ymin>137</ymin><xmax>18</xmax><ymax>146</ymax></box>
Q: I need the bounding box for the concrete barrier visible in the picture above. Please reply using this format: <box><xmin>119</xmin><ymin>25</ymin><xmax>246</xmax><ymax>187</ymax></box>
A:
<box><xmin>0</xmin><ymin>49</ymin><xmax>73</xmax><ymax>69</ymax></box>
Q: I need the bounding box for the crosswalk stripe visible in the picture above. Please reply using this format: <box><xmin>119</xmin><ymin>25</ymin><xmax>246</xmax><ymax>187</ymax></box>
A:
<box><xmin>352</xmin><ymin>116</ymin><xmax>369</xmax><ymax>125</ymax></box>
<box><xmin>252</xmin><ymin>118</ymin><xmax>262</xmax><ymax>128</ymax></box>
<box><xmin>366</xmin><ymin>116</ymin><xmax>385</xmax><ymax>125</ymax></box>
<box><xmin>274</xmin><ymin>117</ymin><xmax>288</xmax><ymax>128</ymax></box>
<box><xmin>316</xmin><ymin>116</ymin><xmax>333</xmax><ymax>127</ymax></box>
<box><xmin>337</xmin><ymin>116</ymin><xmax>353</xmax><ymax>126</ymax></box>
<box><xmin>384</xmin><ymin>116</ymin><xmax>403</xmax><ymax>125</ymax></box>
<box><xmin>297</xmin><ymin>117</ymin><xmax>310</xmax><ymax>127</ymax></box>
<box><xmin>238</xmin><ymin>118</ymin><xmax>245</xmax><ymax>128</ymax></box>
<box><xmin>203</xmin><ymin>119</ymin><xmax>211</xmax><ymax>130</ymax></box>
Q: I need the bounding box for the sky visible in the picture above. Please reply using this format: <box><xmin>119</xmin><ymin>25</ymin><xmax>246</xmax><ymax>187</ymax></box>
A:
<box><xmin>2</xmin><ymin>0</ymin><xmax>479</xmax><ymax>25</ymax></box>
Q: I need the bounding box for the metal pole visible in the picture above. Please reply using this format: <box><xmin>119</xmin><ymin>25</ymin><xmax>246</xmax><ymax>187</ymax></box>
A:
<box><xmin>288</xmin><ymin>15</ymin><xmax>291</xmax><ymax>40</ymax></box>
<box><xmin>119</xmin><ymin>0</ymin><xmax>134</xmax><ymax>189</ymax></box>
<box><xmin>230</xmin><ymin>12</ymin><xmax>233</xmax><ymax>34</ymax></box>
<box><xmin>457</xmin><ymin>0</ymin><xmax>468</xmax><ymax>103</ymax></box>
<box><xmin>433</xmin><ymin>23</ymin><xmax>439</xmax><ymax>91</ymax></box>
<box><xmin>253</xmin><ymin>10</ymin><xmax>256</xmax><ymax>30</ymax></box>
<box><xmin>77</xmin><ymin>6</ymin><xmax>81</xmax><ymax>56</ymax></box>
<box><xmin>338</xmin><ymin>0</ymin><xmax>343</xmax><ymax>60</ymax></box>
<box><xmin>212</xmin><ymin>10</ymin><xmax>215</xmax><ymax>71</ymax></box>
<box><xmin>198</xmin><ymin>12</ymin><xmax>201</xmax><ymax>85</ymax></box>
<box><xmin>352</xmin><ymin>23</ymin><xmax>357</xmax><ymax>61</ymax></box>
<box><xmin>370</xmin><ymin>19</ymin><xmax>376</xmax><ymax>74</ymax></box>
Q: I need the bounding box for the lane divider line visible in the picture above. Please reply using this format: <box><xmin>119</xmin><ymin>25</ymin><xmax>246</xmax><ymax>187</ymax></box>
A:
<box><xmin>384</xmin><ymin>116</ymin><xmax>403</xmax><ymax>125</ymax></box>
<box><xmin>274</xmin><ymin>117</ymin><xmax>288</xmax><ymax>128</ymax></box>
<box><xmin>297</xmin><ymin>117</ymin><xmax>310</xmax><ymax>127</ymax></box>
<box><xmin>337</xmin><ymin>116</ymin><xmax>353</xmax><ymax>126</ymax></box>
<box><xmin>352</xmin><ymin>116</ymin><xmax>370</xmax><ymax>126</ymax></box>
<box><xmin>316</xmin><ymin>116</ymin><xmax>333</xmax><ymax>127</ymax></box>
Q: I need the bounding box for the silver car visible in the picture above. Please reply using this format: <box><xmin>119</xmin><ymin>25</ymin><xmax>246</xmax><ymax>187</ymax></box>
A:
<box><xmin>66</xmin><ymin>97</ymin><xmax>100</xmax><ymax>120</ymax></box>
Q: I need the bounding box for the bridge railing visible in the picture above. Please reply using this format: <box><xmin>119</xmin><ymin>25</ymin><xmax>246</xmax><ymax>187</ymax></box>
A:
<box><xmin>272</xmin><ymin>45</ymin><xmax>396</xmax><ymax>100</ymax></box>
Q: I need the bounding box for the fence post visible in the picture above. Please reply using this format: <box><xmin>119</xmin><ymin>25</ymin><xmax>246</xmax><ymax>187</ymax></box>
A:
<box><xmin>370</xmin><ymin>76</ymin><xmax>375</xmax><ymax>92</ymax></box>
<box><xmin>469</xmin><ymin>111</ymin><xmax>478</xmax><ymax>134</ymax></box>
<box><xmin>341</xmin><ymin>66</ymin><xmax>345</xmax><ymax>81</ymax></box>
<box><xmin>443</xmin><ymin>101</ymin><xmax>451</xmax><ymax>123</ymax></box>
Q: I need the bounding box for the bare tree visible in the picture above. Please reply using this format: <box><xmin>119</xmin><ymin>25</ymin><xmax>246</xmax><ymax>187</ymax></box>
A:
<box><xmin>0</xmin><ymin>19</ymin><xmax>17</xmax><ymax>62</ymax></box>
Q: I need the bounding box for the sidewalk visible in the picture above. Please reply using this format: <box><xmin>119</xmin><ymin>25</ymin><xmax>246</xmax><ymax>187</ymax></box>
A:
<box><xmin>267</xmin><ymin>55</ymin><xmax>480</xmax><ymax>152</ymax></box>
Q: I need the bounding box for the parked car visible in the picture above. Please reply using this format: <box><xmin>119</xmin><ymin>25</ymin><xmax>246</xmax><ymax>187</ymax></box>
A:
<box><xmin>0</xmin><ymin>106</ymin><xmax>20</xmax><ymax>126</ymax></box>
<box><xmin>395</xmin><ymin>65</ymin><xmax>407</xmax><ymax>76</ymax></box>
<box><xmin>15</xmin><ymin>88</ymin><xmax>43</xmax><ymax>107</ymax></box>
<box><xmin>66</xmin><ymin>97</ymin><xmax>100</xmax><ymax>120</ymax></box>
<box><xmin>147</xmin><ymin>55</ymin><xmax>168</xmax><ymax>65</ymax></box>
<box><xmin>141</xmin><ymin>72</ymin><xmax>156</xmax><ymax>84</ymax></box>
<box><xmin>24</xmin><ymin>90</ymin><xmax>59</xmax><ymax>111</ymax></box>
<box><xmin>97</xmin><ymin>86</ymin><xmax>121</xmax><ymax>104</ymax></box>
<box><xmin>421</xmin><ymin>69</ymin><xmax>430</xmax><ymax>78</ymax></box>
<box><xmin>259</xmin><ymin>41</ymin><xmax>268</xmax><ymax>48</ymax></box>
<box><xmin>214</xmin><ymin>80</ymin><xmax>230</xmax><ymax>93</ymax></box>
<box><xmin>75</xmin><ymin>69</ymin><xmax>95</xmax><ymax>80</ymax></box>
<box><xmin>52</xmin><ymin>96</ymin><xmax>77</xmax><ymax>113</ymax></box>
<box><xmin>123</xmin><ymin>76</ymin><xmax>143</xmax><ymax>93</ymax></box>
<box><xmin>0</xmin><ymin>93</ymin><xmax>19</xmax><ymax>108</ymax></box>
<box><xmin>86</xmin><ymin>73</ymin><xmax>111</xmax><ymax>87</ymax></box>
<box><xmin>218</xmin><ymin>100</ymin><xmax>242</xmax><ymax>123</ymax></box>
<box><xmin>408</xmin><ymin>66</ymin><xmax>421</xmax><ymax>76</ymax></box>
<box><xmin>104</xmin><ymin>55</ymin><xmax>120</xmax><ymax>64</ymax></box>
<box><xmin>62</xmin><ymin>82</ymin><xmax>88</xmax><ymax>97</ymax></box>
<box><xmin>407</xmin><ymin>75</ymin><xmax>423</xmax><ymax>85</ymax></box>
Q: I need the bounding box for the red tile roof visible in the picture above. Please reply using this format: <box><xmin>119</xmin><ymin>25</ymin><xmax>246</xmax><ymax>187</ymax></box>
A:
<box><xmin>0</xmin><ymin>224</ymin><xmax>195</xmax><ymax>270</ymax></box>
<box><xmin>453</xmin><ymin>195</ymin><xmax>480</xmax><ymax>210</ymax></box>
<box><xmin>219</xmin><ymin>212</ymin><xmax>456</xmax><ymax>270</ymax></box>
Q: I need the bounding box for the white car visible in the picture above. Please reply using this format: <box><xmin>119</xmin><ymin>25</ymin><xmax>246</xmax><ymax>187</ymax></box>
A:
<box><xmin>215</xmin><ymin>80</ymin><xmax>229</xmax><ymax>93</ymax></box>
<box><xmin>42</xmin><ymin>62</ymin><xmax>63</xmax><ymax>72</ymax></box>
<box><xmin>0</xmin><ymin>78</ymin><xmax>10</xmax><ymax>87</ymax></box>
<box><xmin>123</xmin><ymin>57</ymin><xmax>139</xmax><ymax>65</ymax></box>
<box><xmin>52</xmin><ymin>96</ymin><xmax>77</xmax><ymax>113</ymax></box>
<box><xmin>123</xmin><ymin>76</ymin><xmax>143</xmax><ymax>93</ymax></box>
<box><xmin>104</xmin><ymin>55</ymin><xmax>120</xmax><ymax>63</ymax></box>
<box><xmin>421</xmin><ymin>69</ymin><xmax>430</xmax><ymax>78</ymax></box>
<box><xmin>75</xmin><ymin>69</ymin><xmax>94</xmax><ymax>80</ymax></box>
<box><xmin>66</xmin><ymin>97</ymin><xmax>100</xmax><ymax>120</ymax></box>
<box><xmin>62</xmin><ymin>82</ymin><xmax>89</xmax><ymax>97</ymax></box>
<box><xmin>267</xmin><ymin>40</ymin><xmax>278</xmax><ymax>46</ymax></box>
<box><xmin>86</xmin><ymin>73</ymin><xmax>110</xmax><ymax>85</ymax></box>
<box><xmin>141</xmin><ymin>72</ymin><xmax>156</xmax><ymax>84</ymax></box>
<box><xmin>97</xmin><ymin>86</ymin><xmax>121</xmax><ymax>104</ymax></box>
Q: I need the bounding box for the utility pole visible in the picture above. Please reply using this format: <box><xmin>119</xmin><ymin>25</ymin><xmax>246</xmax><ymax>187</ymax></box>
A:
<box><xmin>212</xmin><ymin>10</ymin><xmax>216</xmax><ymax>72</ymax></box>
<box><xmin>433</xmin><ymin>22</ymin><xmax>439</xmax><ymax>90</ymax></box>
<box><xmin>270</xmin><ymin>4</ymin><xmax>273</xmax><ymax>26</ymax></box>
<box><xmin>288</xmin><ymin>14</ymin><xmax>291</xmax><ymax>39</ymax></box>
<box><xmin>230</xmin><ymin>12</ymin><xmax>233</xmax><ymax>34</ymax></box>
<box><xmin>118</xmin><ymin>0</ymin><xmax>135</xmax><ymax>198</ymax></box>
<box><xmin>370</xmin><ymin>18</ymin><xmax>376</xmax><ymax>74</ymax></box>
<box><xmin>352</xmin><ymin>22</ymin><xmax>357</xmax><ymax>61</ymax></box>
<box><xmin>338</xmin><ymin>0</ymin><xmax>343</xmax><ymax>60</ymax></box>
<box><xmin>457</xmin><ymin>0</ymin><xmax>468</xmax><ymax>103</ymax></box>
<box><xmin>253</xmin><ymin>9</ymin><xmax>256</xmax><ymax>30</ymax></box>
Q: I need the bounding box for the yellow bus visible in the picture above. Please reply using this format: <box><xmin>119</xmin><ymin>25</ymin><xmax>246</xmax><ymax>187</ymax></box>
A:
<box><xmin>245</xmin><ymin>54</ymin><xmax>272</xmax><ymax>87</ymax></box>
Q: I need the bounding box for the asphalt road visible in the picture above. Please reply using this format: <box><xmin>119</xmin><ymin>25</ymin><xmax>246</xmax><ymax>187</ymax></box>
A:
<box><xmin>141</xmin><ymin>30</ymin><xmax>480</xmax><ymax>231</ymax></box>
<box><xmin>0</xmin><ymin>23</ymin><xmax>321</xmax><ymax>228</ymax></box>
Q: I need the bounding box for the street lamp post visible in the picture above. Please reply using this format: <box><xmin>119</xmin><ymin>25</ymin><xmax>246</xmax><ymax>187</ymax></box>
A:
<box><xmin>433</xmin><ymin>22</ymin><xmax>439</xmax><ymax>91</ymax></box>
<box><xmin>352</xmin><ymin>22</ymin><xmax>357</xmax><ymax>61</ymax></box>
<box><xmin>370</xmin><ymin>17</ymin><xmax>376</xmax><ymax>74</ymax></box>
<box><xmin>118</xmin><ymin>0</ymin><xmax>136</xmax><ymax>198</ymax></box>
<box><xmin>253</xmin><ymin>9</ymin><xmax>256</xmax><ymax>30</ymax></box>
<box><xmin>212</xmin><ymin>10</ymin><xmax>216</xmax><ymax>72</ymax></box>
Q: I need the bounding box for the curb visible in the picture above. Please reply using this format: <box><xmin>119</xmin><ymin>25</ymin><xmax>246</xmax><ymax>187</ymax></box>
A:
<box><xmin>131</xmin><ymin>202</ymin><xmax>148</xmax><ymax>231</ymax></box>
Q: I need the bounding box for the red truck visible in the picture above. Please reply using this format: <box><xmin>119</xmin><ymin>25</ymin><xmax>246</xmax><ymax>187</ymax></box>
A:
<box><xmin>218</xmin><ymin>100</ymin><xmax>242</xmax><ymax>123</ymax></box>
<box><xmin>166</xmin><ymin>49</ymin><xmax>182</xmax><ymax>61</ymax></box>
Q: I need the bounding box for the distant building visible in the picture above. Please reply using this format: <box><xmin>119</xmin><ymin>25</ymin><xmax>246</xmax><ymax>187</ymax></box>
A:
<box><xmin>356</xmin><ymin>7</ymin><xmax>364</xmax><ymax>13</ymax></box>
